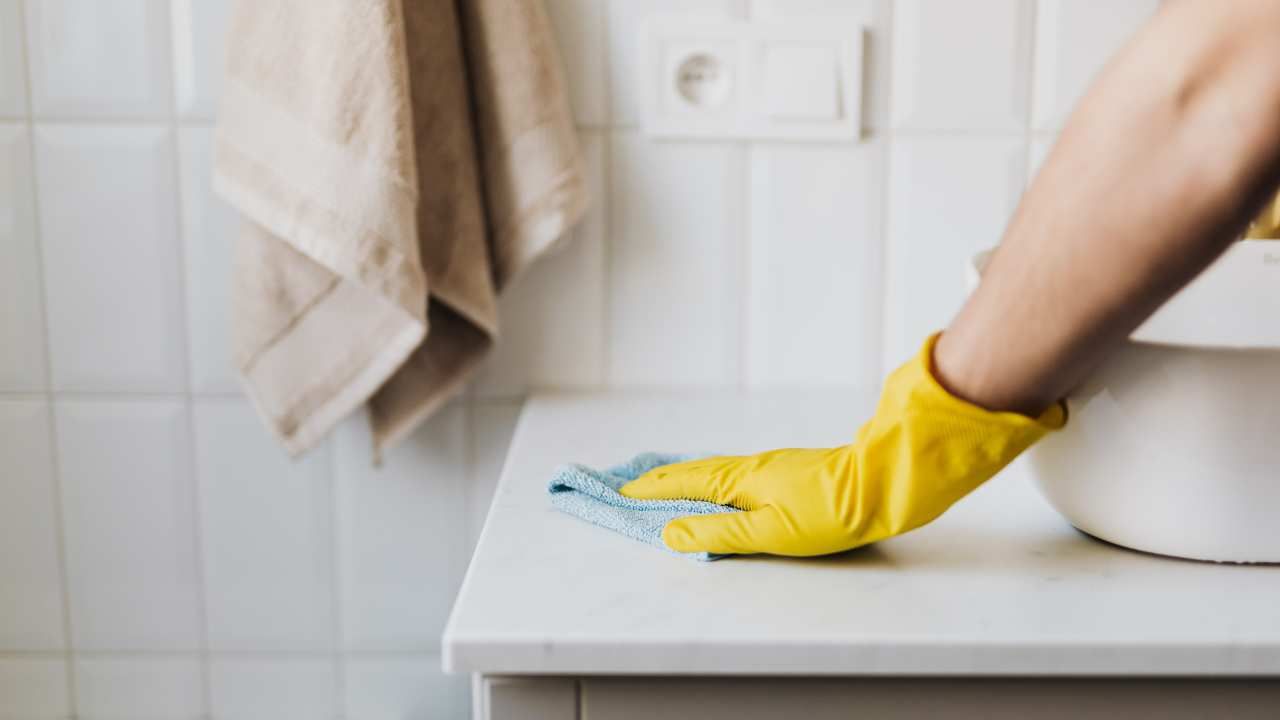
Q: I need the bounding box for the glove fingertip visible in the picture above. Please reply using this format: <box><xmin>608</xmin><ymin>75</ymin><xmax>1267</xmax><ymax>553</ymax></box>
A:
<box><xmin>617</xmin><ymin>471</ymin><xmax>669</xmax><ymax>500</ymax></box>
<box><xmin>661</xmin><ymin>518</ymin><xmax>702</xmax><ymax>553</ymax></box>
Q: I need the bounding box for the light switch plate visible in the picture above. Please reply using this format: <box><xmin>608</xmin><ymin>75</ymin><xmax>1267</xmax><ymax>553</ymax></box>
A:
<box><xmin>763</xmin><ymin>45</ymin><xmax>840</xmax><ymax>120</ymax></box>
<box><xmin>641</xmin><ymin>19</ymin><xmax>864</xmax><ymax>141</ymax></box>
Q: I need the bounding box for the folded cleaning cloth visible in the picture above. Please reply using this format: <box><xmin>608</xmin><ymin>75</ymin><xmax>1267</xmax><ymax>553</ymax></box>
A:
<box><xmin>549</xmin><ymin>453</ymin><xmax>739</xmax><ymax>561</ymax></box>
<box><xmin>214</xmin><ymin>0</ymin><xmax>587</xmax><ymax>456</ymax></box>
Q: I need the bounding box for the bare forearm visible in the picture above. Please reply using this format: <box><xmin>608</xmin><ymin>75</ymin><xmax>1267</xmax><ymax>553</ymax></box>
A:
<box><xmin>935</xmin><ymin>0</ymin><xmax>1280</xmax><ymax>415</ymax></box>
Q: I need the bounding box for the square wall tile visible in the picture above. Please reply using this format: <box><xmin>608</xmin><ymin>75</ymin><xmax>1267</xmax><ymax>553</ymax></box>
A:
<box><xmin>0</xmin><ymin>658</ymin><xmax>69</xmax><ymax>718</ymax></box>
<box><xmin>891</xmin><ymin>0</ymin><xmax>1033</xmax><ymax>131</ymax></box>
<box><xmin>1033</xmin><ymin>0</ymin><xmax>1158</xmax><ymax>130</ymax></box>
<box><xmin>75</xmin><ymin>656</ymin><xmax>204</xmax><ymax>720</ymax></box>
<box><xmin>25</xmin><ymin>0</ymin><xmax>171</xmax><ymax>117</ymax></box>
<box><xmin>56</xmin><ymin>399</ymin><xmax>203</xmax><ymax>651</ymax></box>
<box><xmin>468</xmin><ymin>401</ymin><xmax>523</xmax><ymax>550</ymax></box>
<box><xmin>0</xmin><ymin>125</ymin><xmax>47</xmax><ymax>391</ymax></box>
<box><xmin>477</xmin><ymin>131</ymin><xmax>605</xmax><ymax>396</ymax></box>
<box><xmin>36</xmin><ymin>125</ymin><xmax>186</xmax><ymax>393</ymax></box>
<box><xmin>345</xmin><ymin>656</ymin><xmax>469</xmax><ymax>720</ymax></box>
<box><xmin>748</xmin><ymin>0</ymin><xmax>891</xmax><ymax>131</ymax></box>
<box><xmin>0</xmin><ymin>401</ymin><xmax>64</xmax><ymax>650</ymax></box>
<box><xmin>546</xmin><ymin>0</ymin><xmax>607</xmax><ymax>125</ymax></box>
<box><xmin>607</xmin><ymin>0</ymin><xmax>746</xmax><ymax>126</ymax></box>
<box><xmin>194</xmin><ymin>398</ymin><xmax>335</xmax><ymax>652</ymax></box>
<box><xmin>171</xmin><ymin>0</ymin><xmax>233</xmax><ymax>118</ymax></box>
<box><xmin>180</xmin><ymin>126</ymin><xmax>240</xmax><ymax>394</ymax></box>
<box><xmin>209</xmin><ymin>658</ymin><xmax>337</xmax><ymax>720</ymax></box>
<box><xmin>747</xmin><ymin>140</ymin><xmax>886</xmax><ymax>387</ymax></box>
<box><xmin>883</xmin><ymin>136</ymin><xmax>1026</xmax><ymax>369</ymax></box>
<box><xmin>608</xmin><ymin>132</ymin><xmax>743</xmax><ymax>386</ymax></box>
<box><xmin>0</xmin><ymin>0</ymin><xmax>26</xmax><ymax>116</ymax></box>
<box><xmin>334</xmin><ymin>405</ymin><xmax>467</xmax><ymax>651</ymax></box>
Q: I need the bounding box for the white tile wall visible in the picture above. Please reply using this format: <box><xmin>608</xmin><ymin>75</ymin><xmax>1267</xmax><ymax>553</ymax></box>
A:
<box><xmin>56</xmin><ymin>399</ymin><xmax>202</xmax><ymax>651</ymax></box>
<box><xmin>0</xmin><ymin>125</ymin><xmax>46</xmax><ymax>391</ymax></box>
<box><xmin>0</xmin><ymin>0</ymin><xmax>28</xmax><ymax>117</ymax></box>
<box><xmin>0</xmin><ymin>657</ymin><xmax>70</xmax><ymax>718</ymax></box>
<box><xmin>334</xmin><ymin>405</ymin><xmax>467</xmax><ymax>652</ymax></box>
<box><xmin>468</xmin><ymin>401</ymin><xmax>524</xmax><ymax>548</ymax></box>
<box><xmin>1032</xmin><ymin>0</ymin><xmax>1158</xmax><ymax>130</ymax></box>
<box><xmin>208</xmin><ymin>657</ymin><xmax>338</xmax><ymax>720</ymax></box>
<box><xmin>75</xmin><ymin>655</ymin><xmax>204</xmax><ymax>720</ymax></box>
<box><xmin>195</xmin><ymin>399</ymin><xmax>334</xmax><ymax>652</ymax></box>
<box><xmin>608</xmin><ymin>133</ymin><xmax>744</xmax><ymax>385</ymax></box>
<box><xmin>25</xmin><ymin>0</ymin><xmax>173</xmax><ymax>118</ymax></box>
<box><xmin>346</xmin><ymin>656</ymin><xmax>470</xmax><ymax>720</ymax></box>
<box><xmin>883</xmin><ymin>136</ymin><xmax>1027</xmax><ymax>368</ymax></box>
<box><xmin>0</xmin><ymin>400</ymin><xmax>63</xmax><ymax>650</ymax></box>
<box><xmin>170</xmin><ymin>0</ymin><xmax>232</xmax><ymax>119</ymax></box>
<box><xmin>747</xmin><ymin>141</ymin><xmax>886</xmax><ymax>386</ymax></box>
<box><xmin>0</xmin><ymin>1</ymin><xmax>1159</xmax><ymax>717</ymax></box>
<box><xmin>891</xmin><ymin>0</ymin><xmax>1034</xmax><ymax>131</ymax></box>
<box><xmin>178</xmin><ymin>126</ymin><xmax>239</xmax><ymax>394</ymax></box>
<box><xmin>36</xmin><ymin>125</ymin><xmax>187</xmax><ymax>393</ymax></box>
<box><xmin>476</xmin><ymin>131</ymin><xmax>607</xmax><ymax>396</ymax></box>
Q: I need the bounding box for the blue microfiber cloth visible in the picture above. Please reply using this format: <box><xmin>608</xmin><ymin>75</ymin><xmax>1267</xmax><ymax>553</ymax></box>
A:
<box><xmin>548</xmin><ymin>452</ymin><xmax>739</xmax><ymax>561</ymax></box>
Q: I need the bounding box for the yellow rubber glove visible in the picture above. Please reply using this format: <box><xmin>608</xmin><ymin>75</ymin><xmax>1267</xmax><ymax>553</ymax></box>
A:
<box><xmin>619</xmin><ymin>334</ymin><xmax>1066</xmax><ymax>556</ymax></box>
<box><xmin>1245</xmin><ymin>190</ymin><xmax>1280</xmax><ymax>239</ymax></box>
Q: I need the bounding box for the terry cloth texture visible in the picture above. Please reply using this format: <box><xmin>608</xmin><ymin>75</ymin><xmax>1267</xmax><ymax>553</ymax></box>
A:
<box><xmin>214</xmin><ymin>0</ymin><xmax>587</xmax><ymax>457</ymax></box>
<box><xmin>549</xmin><ymin>453</ymin><xmax>739</xmax><ymax>562</ymax></box>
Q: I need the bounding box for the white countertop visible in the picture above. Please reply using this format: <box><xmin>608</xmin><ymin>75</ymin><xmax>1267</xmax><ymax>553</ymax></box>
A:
<box><xmin>443</xmin><ymin>390</ymin><xmax>1280</xmax><ymax>676</ymax></box>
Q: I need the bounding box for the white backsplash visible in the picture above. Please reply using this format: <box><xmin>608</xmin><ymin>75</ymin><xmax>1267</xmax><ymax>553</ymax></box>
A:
<box><xmin>0</xmin><ymin>1</ymin><xmax>1156</xmax><ymax>717</ymax></box>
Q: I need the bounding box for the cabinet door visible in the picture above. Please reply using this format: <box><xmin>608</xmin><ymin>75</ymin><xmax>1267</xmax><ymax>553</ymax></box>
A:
<box><xmin>581</xmin><ymin>678</ymin><xmax>1280</xmax><ymax>719</ymax></box>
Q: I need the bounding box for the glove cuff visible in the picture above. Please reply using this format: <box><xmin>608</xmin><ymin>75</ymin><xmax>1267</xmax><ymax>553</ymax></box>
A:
<box><xmin>911</xmin><ymin>332</ymin><xmax>1067</xmax><ymax>431</ymax></box>
<box><xmin>852</xmin><ymin>332</ymin><xmax>1067</xmax><ymax>538</ymax></box>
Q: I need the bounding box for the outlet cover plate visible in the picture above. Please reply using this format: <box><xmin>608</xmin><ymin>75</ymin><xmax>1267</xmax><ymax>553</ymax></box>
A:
<box><xmin>641</xmin><ymin>19</ymin><xmax>864</xmax><ymax>141</ymax></box>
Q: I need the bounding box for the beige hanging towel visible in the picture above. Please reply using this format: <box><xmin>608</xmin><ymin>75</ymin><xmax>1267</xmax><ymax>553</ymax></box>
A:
<box><xmin>213</xmin><ymin>0</ymin><xmax>587</xmax><ymax>455</ymax></box>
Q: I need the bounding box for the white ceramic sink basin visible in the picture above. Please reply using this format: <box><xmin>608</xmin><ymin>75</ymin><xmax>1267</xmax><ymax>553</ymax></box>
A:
<box><xmin>970</xmin><ymin>241</ymin><xmax>1280</xmax><ymax>563</ymax></box>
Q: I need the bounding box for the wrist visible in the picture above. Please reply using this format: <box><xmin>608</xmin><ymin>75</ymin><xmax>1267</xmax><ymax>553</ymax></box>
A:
<box><xmin>931</xmin><ymin>328</ymin><xmax>1059</xmax><ymax>419</ymax></box>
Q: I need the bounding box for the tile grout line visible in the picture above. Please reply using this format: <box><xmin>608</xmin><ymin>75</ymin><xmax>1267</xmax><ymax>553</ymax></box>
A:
<box><xmin>0</xmin><ymin>390</ymin><xmax>244</xmax><ymax>400</ymax></box>
<box><xmin>22</xmin><ymin>114</ymin><xmax>210</xmax><ymax>125</ymax></box>
<box><xmin>324</xmin><ymin>436</ymin><xmax>348</xmax><ymax>718</ymax></box>
<box><xmin>14</xmin><ymin>0</ymin><xmax>79</xmax><ymax>715</ymax></box>
<box><xmin>592</xmin><ymin>120</ymin><xmax>1056</xmax><ymax>138</ymax></box>
<box><xmin>598</xmin><ymin>0</ymin><xmax>614</xmax><ymax>387</ymax></box>
<box><xmin>1022</xmin><ymin>0</ymin><xmax>1041</xmax><ymax>189</ymax></box>
<box><xmin>159</xmin><ymin>0</ymin><xmax>216</xmax><ymax>712</ymax></box>
<box><xmin>17</xmin><ymin>115</ymin><xmax>1060</xmax><ymax>140</ymax></box>
<box><xmin>740</xmin><ymin>0</ymin><xmax>754</xmax><ymax>390</ymax></box>
<box><xmin>873</xmin><ymin>0</ymin><xmax>897</xmax><ymax>381</ymax></box>
<box><xmin>737</xmin><ymin>139</ymin><xmax>752</xmax><ymax>390</ymax></box>
<box><xmin>1025</xmin><ymin>0</ymin><xmax>1044</xmax><ymax>187</ymax></box>
<box><xmin>463</xmin><ymin>398</ymin><xmax>479</xmax><ymax>552</ymax></box>
<box><xmin>591</xmin><ymin>125</ymin><xmax>611</xmax><ymax>392</ymax></box>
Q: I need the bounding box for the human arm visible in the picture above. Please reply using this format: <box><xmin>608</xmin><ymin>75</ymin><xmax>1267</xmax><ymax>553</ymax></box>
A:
<box><xmin>622</xmin><ymin>0</ymin><xmax>1280</xmax><ymax>556</ymax></box>
<box><xmin>936</xmin><ymin>0</ymin><xmax>1280</xmax><ymax>415</ymax></box>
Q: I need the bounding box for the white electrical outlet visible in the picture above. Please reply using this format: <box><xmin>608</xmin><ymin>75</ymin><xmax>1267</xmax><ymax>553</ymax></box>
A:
<box><xmin>641</xmin><ymin>19</ymin><xmax>864</xmax><ymax>141</ymax></box>
<box><xmin>675</xmin><ymin>52</ymin><xmax>731</xmax><ymax>108</ymax></box>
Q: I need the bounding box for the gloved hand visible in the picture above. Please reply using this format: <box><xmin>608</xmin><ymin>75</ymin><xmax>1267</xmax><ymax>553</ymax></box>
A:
<box><xmin>620</xmin><ymin>334</ymin><xmax>1066</xmax><ymax>556</ymax></box>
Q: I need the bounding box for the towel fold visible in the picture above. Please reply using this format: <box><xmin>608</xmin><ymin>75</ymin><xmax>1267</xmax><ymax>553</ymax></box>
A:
<box><xmin>548</xmin><ymin>453</ymin><xmax>739</xmax><ymax>561</ymax></box>
<box><xmin>215</xmin><ymin>0</ymin><xmax>586</xmax><ymax>456</ymax></box>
